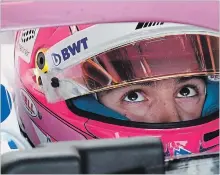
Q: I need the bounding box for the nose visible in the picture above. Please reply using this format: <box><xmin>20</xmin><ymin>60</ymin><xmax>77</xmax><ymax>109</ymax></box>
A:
<box><xmin>154</xmin><ymin>95</ymin><xmax>181</xmax><ymax>123</ymax></box>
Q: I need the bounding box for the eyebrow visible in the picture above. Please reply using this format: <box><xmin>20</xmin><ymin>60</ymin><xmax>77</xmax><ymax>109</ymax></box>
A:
<box><xmin>139</xmin><ymin>81</ymin><xmax>155</xmax><ymax>87</ymax></box>
<box><xmin>98</xmin><ymin>76</ymin><xmax>205</xmax><ymax>96</ymax></box>
<box><xmin>176</xmin><ymin>76</ymin><xmax>205</xmax><ymax>84</ymax></box>
<box><xmin>139</xmin><ymin>77</ymin><xmax>204</xmax><ymax>86</ymax></box>
<box><xmin>99</xmin><ymin>81</ymin><xmax>155</xmax><ymax>96</ymax></box>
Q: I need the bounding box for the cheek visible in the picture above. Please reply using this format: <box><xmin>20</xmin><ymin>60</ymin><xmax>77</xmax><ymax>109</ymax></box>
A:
<box><xmin>176</xmin><ymin>95</ymin><xmax>205</xmax><ymax>116</ymax></box>
<box><xmin>98</xmin><ymin>94</ymin><xmax>119</xmax><ymax>107</ymax></box>
<box><xmin>117</xmin><ymin>103</ymin><xmax>149</xmax><ymax>121</ymax></box>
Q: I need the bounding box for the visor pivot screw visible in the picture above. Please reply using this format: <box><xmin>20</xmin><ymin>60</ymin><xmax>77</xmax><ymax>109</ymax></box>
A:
<box><xmin>51</xmin><ymin>77</ymin><xmax>59</xmax><ymax>88</ymax></box>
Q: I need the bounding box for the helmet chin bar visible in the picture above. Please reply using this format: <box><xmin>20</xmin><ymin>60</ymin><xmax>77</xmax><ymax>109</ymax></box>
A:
<box><xmin>1</xmin><ymin>136</ymin><xmax>219</xmax><ymax>174</ymax></box>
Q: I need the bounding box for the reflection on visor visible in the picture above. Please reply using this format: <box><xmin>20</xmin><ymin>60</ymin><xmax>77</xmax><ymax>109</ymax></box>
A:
<box><xmin>81</xmin><ymin>34</ymin><xmax>219</xmax><ymax>90</ymax></box>
<box><xmin>53</xmin><ymin>34</ymin><xmax>219</xmax><ymax>100</ymax></box>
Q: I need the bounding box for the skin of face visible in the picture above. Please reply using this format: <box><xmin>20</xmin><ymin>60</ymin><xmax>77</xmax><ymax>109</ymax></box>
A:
<box><xmin>97</xmin><ymin>77</ymin><xmax>206</xmax><ymax>123</ymax></box>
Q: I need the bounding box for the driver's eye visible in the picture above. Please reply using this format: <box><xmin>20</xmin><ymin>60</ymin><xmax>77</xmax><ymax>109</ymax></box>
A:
<box><xmin>124</xmin><ymin>91</ymin><xmax>145</xmax><ymax>102</ymax></box>
<box><xmin>177</xmin><ymin>86</ymin><xmax>197</xmax><ymax>98</ymax></box>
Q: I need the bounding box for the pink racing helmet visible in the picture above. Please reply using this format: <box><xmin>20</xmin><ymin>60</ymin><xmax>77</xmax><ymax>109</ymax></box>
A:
<box><xmin>14</xmin><ymin>22</ymin><xmax>219</xmax><ymax>157</ymax></box>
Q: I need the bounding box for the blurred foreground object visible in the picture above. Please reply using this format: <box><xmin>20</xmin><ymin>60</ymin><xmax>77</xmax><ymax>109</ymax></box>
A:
<box><xmin>1</xmin><ymin>137</ymin><xmax>219</xmax><ymax>174</ymax></box>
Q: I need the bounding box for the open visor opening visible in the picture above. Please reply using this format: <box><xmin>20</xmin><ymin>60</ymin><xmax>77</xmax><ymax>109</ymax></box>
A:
<box><xmin>40</xmin><ymin>34</ymin><xmax>219</xmax><ymax>102</ymax></box>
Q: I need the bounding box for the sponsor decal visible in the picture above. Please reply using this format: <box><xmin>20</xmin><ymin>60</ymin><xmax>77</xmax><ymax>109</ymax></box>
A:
<box><xmin>17</xmin><ymin>44</ymin><xmax>30</xmax><ymax>57</ymax></box>
<box><xmin>1</xmin><ymin>84</ymin><xmax>12</xmax><ymax>123</ymax></box>
<box><xmin>208</xmin><ymin>75</ymin><xmax>219</xmax><ymax>82</ymax></box>
<box><xmin>16</xmin><ymin>29</ymin><xmax>39</xmax><ymax>63</ymax></box>
<box><xmin>21</xmin><ymin>29</ymin><xmax>36</xmax><ymax>43</ymax></box>
<box><xmin>46</xmin><ymin>135</ymin><xmax>52</xmax><ymax>142</ymax></box>
<box><xmin>174</xmin><ymin>147</ymin><xmax>191</xmax><ymax>156</ymax></box>
<box><xmin>8</xmin><ymin>140</ymin><xmax>18</xmax><ymax>149</ymax></box>
<box><xmin>51</xmin><ymin>37</ymin><xmax>88</xmax><ymax>66</ymax></box>
<box><xmin>20</xmin><ymin>89</ymin><xmax>39</xmax><ymax>118</ymax></box>
<box><xmin>70</xmin><ymin>25</ymin><xmax>79</xmax><ymax>34</ymax></box>
<box><xmin>200</xmin><ymin>144</ymin><xmax>219</xmax><ymax>152</ymax></box>
<box><xmin>135</xmin><ymin>22</ymin><xmax>164</xmax><ymax>30</ymax></box>
<box><xmin>31</xmin><ymin>121</ymin><xmax>53</xmax><ymax>144</ymax></box>
<box><xmin>166</xmin><ymin>141</ymin><xmax>191</xmax><ymax>156</ymax></box>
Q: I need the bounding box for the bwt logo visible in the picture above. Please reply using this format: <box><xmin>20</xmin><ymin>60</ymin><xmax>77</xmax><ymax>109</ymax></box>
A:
<box><xmin>51</xmin><ymin>37</ymin><xmax>88</xmax><ymax>66</ymax></box>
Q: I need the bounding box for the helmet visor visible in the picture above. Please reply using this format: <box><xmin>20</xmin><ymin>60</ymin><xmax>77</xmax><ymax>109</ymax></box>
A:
<box><xmin>39</xmin><ymin>34</ymin><xmax>219</xmax><ymax>103</ymax></box>
<box><xmin>59</xmin><ymin>34</ymin><xmax>218</xmax><ymax>93</ymax></box>
<box><xmin>81</xmin><ymin>34</ymin><xmax>218</xmax><ymax>89</ymax></box>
